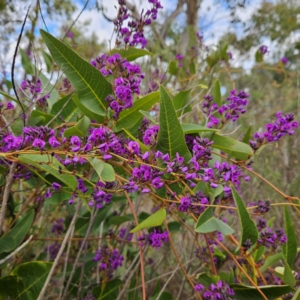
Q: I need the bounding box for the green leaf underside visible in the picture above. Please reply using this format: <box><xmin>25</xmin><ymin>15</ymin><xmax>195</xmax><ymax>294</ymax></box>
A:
<box><xmin>110</xmin><ymin>47</ymin><xmax>153</xmax><ymax>61</ymax></box>
<box><xmin>195</xmin><ymin>207</ymin><xmax>234</xmax><ymax>235</ymax></box>
<box><xmin>260</xmin><ymin>252</ymin><xmax>283</xmax><ymax>273</ymax></box>
<box><xmin>292</xmin><ymin>286</ymin><xmax>300</xmax><ymax>300</ymax></box>
<box><xmin>130</xmin><ymin>209</ymin><xmax>166</xmax><ymax>233</ymax></box>
<box><xmin>231</xmin><ymin>284</ymin><xmax>294</xmax><ymax>300</ymax></box>
<box><xmin>173</xmin><ymin>89</ymin><xmax>191</xmax><ymax>117</ymax></box>
<box><xmin>231</xmin><ymin>186</ymin><xmax>258</xmax><ymax>251</ymax></box>
<box><xmin>156</xmin><ymin>85</ymin><xmax>191</xmax><ymax>162</ymax></box>
<box><xmin>64</xmin><ymin>115</ymin><xmax>91</xmax><ymax>137</ymax></box>
<box><xmin>212</xmin><ymin>134</ymin><xmax>253</xmax><ymax>160</ymax></box>
<box><xmin>182</xmin><ymin>123</ymin><xmax>218</xmax><ymax>134</ymax></box>
<box><xmin>0</xmin><ymin>261</ymin><xmax>52</xmax><ymax>300</ymax></box>
<box><xmin>40</xmin><ymin>30</ymin><xmax>112</xmax><ymax>116</ymax></box>
<box><xmin>114</xmin><ymin>91</ymin><xmax>159</xmax><ymax>132</ymax></box>
<box><xmin>283</xmin><ymin>206</ymin><xmax>297</xmax><ymax>268</ymax></box>
<box><xmin>87</xmin><ymin>157</ymin><xmax>115</xmax><ymax>182</ymax></box>
<box><xmin>242</xmin><ymin>126</ymin><xmax>252</xmax><ymax>144</ymax></box>
<box><xmin>0</xmin><ymin>210</ymin><xmax>34</xmax><ymax>255</ymax></box>
<box><xmin>18</xmin><ymin>154</ymin><xmax>77</xmax><ymax>189</ymax></box>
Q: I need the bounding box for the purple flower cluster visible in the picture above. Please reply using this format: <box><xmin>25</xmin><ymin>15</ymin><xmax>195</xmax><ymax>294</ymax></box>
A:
<box><xmin>256</xmin><ymin>218</ymin><xmax>287</xmax><ymax>249</ymax></box>
<box><xmin>21</xmin><ymin>77</ymin><xmax>50</xmax><ymax>110</ymax></box>
<box><xmin>115</xmin><ymin>0</ymin><xmax>163</xmax><ymax>48</ymax></box>
<box><xmin>248</xmin><ymin>200</ymin><xmax>270</xmax><ymax>214</ymax></box>
<box><xmin>178</xmin><ymin>191</ymin><xmax>209</xmax><ymax>214</ymax></box>
<box><xmin>119</xmin><ymin>227</ymin><xmax>133</xmax><ymax>241</ymax></box>
<box><xmin>202</xmin><ymin>90</ymin><xmax>249</xmax><ymax>128</ymax></box>
<box><xmin>250</xmin><ymin>112</ymin><xmax>299</xmax><ymax>150</ymax></box>
<box><xmin>175</xmin><ymin>53</ymin><xmax>184</xmax><ymax>67</ymax></box>
<box><xmin>91</xmin><ymin>53</ymin><xmax>144</xmax><ymax>119</ymax></box>
<box><xmin>194</xmin><ymin>280</ymin><xmax>235</xmax><ymax>299</ymax></box>
<box><xmin>51</xmin><ymin>218</ymin><xmax>65</xmax><ymax>236</ymax></box>
<box><xmin>93</xmin><ymin>245</ymin><xmax>124</xmax><ymax>279</ymax></box>
<box><xmin>142</xmin><ymin>124</ymin><xmax>159</xmax><ymax>146</ymax></box>
<box><xmin>138</xmin><ymin>228</ymin><xmax>168</xmax><ymax>249</ymax></box>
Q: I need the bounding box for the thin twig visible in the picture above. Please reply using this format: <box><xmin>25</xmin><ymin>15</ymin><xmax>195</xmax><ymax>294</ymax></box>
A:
<box><xmin>11</xmin><ymin>5</ymin><xmax>31</xmax><ymax>124</ymax></box>
<box><xmin>37</xmin><ymin>201</ymin><xmax>82</xmax><ymax>300</ymax></box>
<box><xmin>58</xmin><ymin>226</ymin><xmax>75</xmax><ymax>299</ymax></box>
<box><xmin>62</xmin><ymin>206</ymin><xmax>97</xmax><ymax>298</ymax></box>
<box><xmin>0</xmin><ymin>162</ymin><xmax>17</xmax><ymax>233</ymax></box>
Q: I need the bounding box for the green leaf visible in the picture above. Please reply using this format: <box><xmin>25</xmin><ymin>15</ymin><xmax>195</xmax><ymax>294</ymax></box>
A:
<box><xmin>231</xmin><ymin>186</ymin><xmax>258</xmax><ymax>251</ymax></box>
<box><xmin>0</xmin><ymin>90</ymin><xmax>18</xmax><ymax>102</ymax></box>
<box><xmin>101</xmin><ymin>163</ymin><xmax>116</xmax><ymax>182</ymax></box>
<box><xmin>283</xmin><ymin>206</ymin><xmax>297</xmax><ymax>268</ymax></box>
<box><xmin>253</xmin><ymin>246</ymin><xmax>265</xmax><ymax>262</ymax></box>
<box><xmin>211</xmin><ymin>134</ymin><xmax>253</xmax><ymax>160</ymax></box>
<box><xmin>275</xmin><ymin>260</ymin><xmax>296</xmax><ymax>287</ymax></box>
<box><xmin>0</xmin><ymin>261</ymin><xmax>52</xmax><ymax>300</ymax></box>
<box><xmin>292</xmin><ymin>286</ymin><xmax>300</xmax><ymax>300</ymax></box>
<box><xmin>20</xmin><ymin>48</ymin><xmax>34</xmax><ymax>74</ymax></box>
<box><xmin>242</xmin><ymin>126</ymin><xmax>252</xmax><ymax>144</ymax></box>
<box><xmin>31</xmin><ymin>110</ymin><xmax>54</xmax><ymax>125</ymax></box>
<box><xmin>156</xmin><ymin>85</ymin><xmax>191</xmax><ymax>162</ymax></box>
<box><xmin>173</xmin><ymin>89</ymin><xmax>191</xmax><ymax>117</ymax></box>
<box><xmin>114</xmin><ymin>91</ymin><xmax>159</xmax><ymax>132</ymax></box>
<box><xmin>41</xmin><ymin>50</ymin><xmax>53</xmax><ymax>72</ymax></box>
<box><xmin>150</xmin><ymin>291</ymin><xmax>173</xmax><ymax>300</ymax></box>
<box><xmin>87</xmin><ymin>157</ymin><xmax>115</xmax><ymax>182</ymax></box>
<box><xmin>182</xmin><ymin>123</ymin><xmax>218</xmax><ymax>134</ymax></box>
<box><xmin>130</xmin><ymin>208</ymin><xmax>166</xmax><ymax>233</ymax></box>
<box><xmin>168</xmin><ymin>60</ymin><xmax>177</xmax><ymax>75</ymax></box>
<box><xmin>0</xmin><ymin>210</ymin><xmax>34</xmax><ymax>255</ymax></box>
<box><xmin>50</xmin><ymin>94</ymin><xmax>79</xmax><ymax>123</ymax></box>
<box><xmin>260</xmin><ymin>252</ymin><xmax>283</xmax><ymax>273</ymax></box>
<box><xmin>18</xmin><ymin>154</ymin><xmax>77</xmax><ymax>189</ymax></box>
<box><xmin>255</xmin><ymin>50</ymin><xmax>263</xmax><ymax>63</ymax></box>
<box><xmin>212</xmin><ymin>80</ymin><xmax>221</xmax><ymax>106</ymax></box>
<box><xmin>108</xmin><ymin>215</ymin><xmax>133</xmax><ymax>225</ymax></box>
<box><xmin>231</xmin><ymin>284</ymin><xmax>294</xmax><ymax>300</ymax></box>
<box><xmin>139</xmin><ymin>110</ymin><xmax>158</xmax><ymax>125</ymax></box>
<box><xmin>92</xmin><ymin>278</ymin><xmax>122</xmax><ymax>299</ymax></box>
<box><xmin>110</xmin><ymin>47</ymin><xmax>153</xmax><ymax>61</ymax></box>
<box><xmin>63</xmin><ymin>115</ymin><xmax>91</xmax><ymax>137</ymax></box>
<box><xmin>40</xmin><ymin>30</ymin><xmax>112</xmax><ymax>117</ymax></box>
<box><xmin>72</xmin><ymin>94</ymin><xmax>104</xmax><ymax>123</ymax></box>
<box><xmin>195</xmin><ymin>207</ymin><xmax>234</xmax><ymax>235</ymax></box>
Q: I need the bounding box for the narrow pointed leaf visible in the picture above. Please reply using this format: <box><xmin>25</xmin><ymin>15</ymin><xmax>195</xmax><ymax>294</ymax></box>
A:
<box><xmin>182</xmin><ymin>123</ymin><xmax>218</xmax><ymax>134</ymax></box>
<box><xmin>130</xmin><ymin>208</ymin><xmax>166</xmax><ymax>233</ymax></box>
<box><xmin>275</xmin><ymin>259</ymin><xmax>296</xmax><ymax>287</ymax></box>
<box><xmin>242</xmin><ymin>126</ymin><xmax>252</xmax><ymax>144</ymax></box>
<box><xmin>173</xmin><ymin>89</ymin><xmax>191</xmax><ymax>117</ymax></box>
<box><xmin>212</xmin><ymin>134</ymin><xmax>253</xmax><ymax>160</ymax></box>
<box><xmin>114</xmin><ymin>91</ymin><xmax>159</xmax><ymax>132</ymax></box>
<box><xmin>231</xmin><ymin>186</ymin><xmax>258</xmax><ymax>251</ymax></box>
<box><xmin>283</xmin><ymin>206</ymin><xmax>297</xmax><ymax>268</ymax></box>
<box><xmin>156</xmin><ymin>85</ymin><xmax>191</xmax><ymax>162</ymax></box>
<box><xmin>292</xmin><ymin>286</ymin><xmax>300</xmax><ymax>300</ymax></box>
<box><xmin>40</xmin><ymin>29</ymin><xmax>112</xmax><ymax>116</ymax></box>
<box><xmin>50</xmin><ymin>94</ymin><xmax>78</xmax><ymax>123</ymax></box>
<box><xmin>110</xmin><ymin>47</ymin><xmax>153</xmax><ymax>61</ymax></box>
<box><xmin>139</xmin><ymin>110</ymin><xmax>158</xmax><ymax>125</ymax></box>
<box><xmin>260</xmin><ymin>253</ymin><xmax>283</xmax><ymax>273</ymax></box>
<box><xmin>195</xmin><ymin>207</ymin><xmax>234</xmax><ymax>235</ymax></box>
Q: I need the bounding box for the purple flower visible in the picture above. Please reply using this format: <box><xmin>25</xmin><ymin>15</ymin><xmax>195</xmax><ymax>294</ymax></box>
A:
<box><xmin>5</xmin><ymin>102</ymin><xmax>14</xmax><ymax>110</ymax></box>
<box><xmin>32</xmin><ymin>138</ymin><xmax>45</xmax><ymax>149</ymax></box>
<box><xmin>281</xmin><ymin>57</ymin><xmax>288</xmax><ymax>65</ymax></box>
<box><xmin>138</xmin><ymin>229</ymin><xmax>168</xmax><ymax>249</ymax></box>
<box><xmin>49</xmin><ymin>136</ymin><xmax>60</xmax><ymax>148</ymax></box>
<box><xmin>259</xmin><ymin>45</ymin><xmax>268</xmax><ymax>55</ymax></box>
<box><xmin>52</xmin><ymin>182</ymin><xmax>62</xmax><ymax>191</ymax></box>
